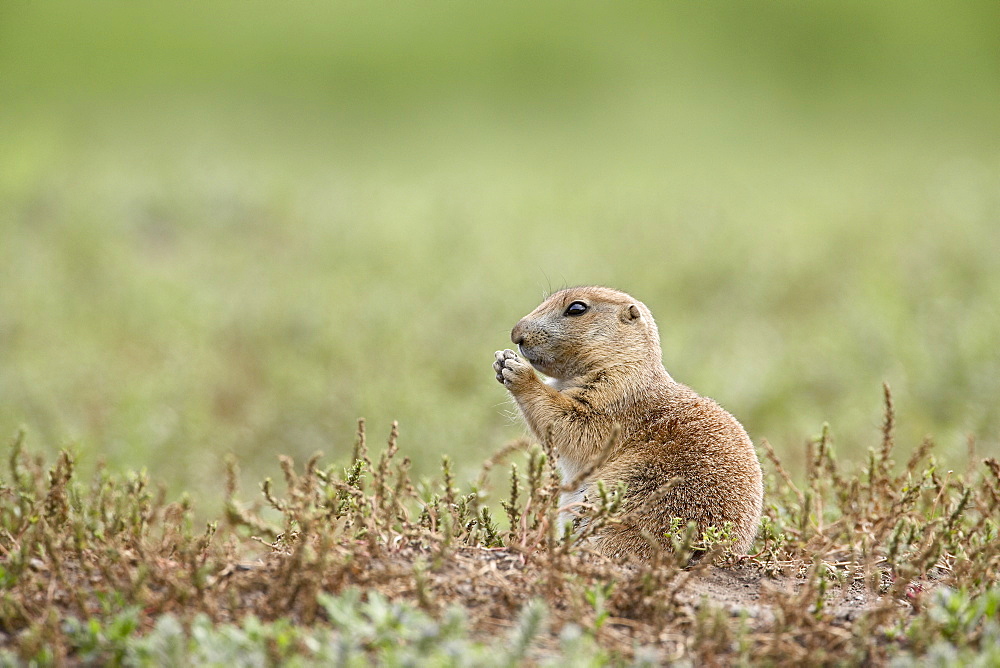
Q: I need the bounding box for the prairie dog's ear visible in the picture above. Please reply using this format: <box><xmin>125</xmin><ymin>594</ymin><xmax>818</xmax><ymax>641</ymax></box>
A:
<box><xmin>622</xmin><ymin>304</ymin><xmax>642</xmax><ymax>322</ymax></box>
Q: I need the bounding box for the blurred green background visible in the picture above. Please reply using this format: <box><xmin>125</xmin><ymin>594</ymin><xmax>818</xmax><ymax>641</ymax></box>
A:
<box><xmin>2</xmin><ymin>2</ymin><xmax>998</xmax><ymax>505</ymax></box>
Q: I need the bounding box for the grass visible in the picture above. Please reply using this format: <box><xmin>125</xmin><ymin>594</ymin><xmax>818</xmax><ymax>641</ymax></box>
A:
<box><xmin>2</xmin><ymin>2</ymin><xmax>999</xmax><ymax>505</ymax></box>
<box><xmin>1</xmin><ymin>388</ymin><xmax>999</xmax><ymax>664</ymax></box>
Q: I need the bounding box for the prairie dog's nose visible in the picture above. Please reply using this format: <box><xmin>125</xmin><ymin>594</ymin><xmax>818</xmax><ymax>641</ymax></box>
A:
<box><xmin>511</xmin><ymin>320</ymin><xmax>526</xmax><ymax>345</ymax></box>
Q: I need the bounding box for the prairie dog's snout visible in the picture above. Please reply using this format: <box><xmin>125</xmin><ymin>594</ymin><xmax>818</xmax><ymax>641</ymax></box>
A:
<box><xmin>510</xmin><ymin>322</ymin><xmax>525</xmax><ymax>346</ymax></box>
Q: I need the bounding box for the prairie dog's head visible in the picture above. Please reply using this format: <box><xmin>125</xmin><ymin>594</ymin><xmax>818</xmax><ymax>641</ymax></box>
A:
<box><xmin>510</xmin><ymin>286</ymin><xmax>662</xmax><ymax>380</ymax></box>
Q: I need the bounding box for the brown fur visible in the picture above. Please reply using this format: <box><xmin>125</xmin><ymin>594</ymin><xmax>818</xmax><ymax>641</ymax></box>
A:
<box><xmin>493</xmin><ymin>286</ymin><xmax>763</xmax><ymax>558</ymax></box>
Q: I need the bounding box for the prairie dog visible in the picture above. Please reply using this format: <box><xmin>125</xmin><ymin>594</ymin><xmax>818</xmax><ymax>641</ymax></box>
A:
<box><xmin>493</xmin><ymin>286</ymin><xmax>762</xmax><ymax>557</ymax></box>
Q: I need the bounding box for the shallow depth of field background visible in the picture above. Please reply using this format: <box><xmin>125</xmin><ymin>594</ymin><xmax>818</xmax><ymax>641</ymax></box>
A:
<box><xmin>2</xmin><ymin>2</ymin><xmax>998</xmax><ymax>506</ymax></box>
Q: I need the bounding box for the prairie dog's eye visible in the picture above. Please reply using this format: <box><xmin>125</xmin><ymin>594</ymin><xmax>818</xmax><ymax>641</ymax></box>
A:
<box><xmin>564</xmin><ymin>301</ymin><xmax>589</xmax><ymax>317</ymax></box>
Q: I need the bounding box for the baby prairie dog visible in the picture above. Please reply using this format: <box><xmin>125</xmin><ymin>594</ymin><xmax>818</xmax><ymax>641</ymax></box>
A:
<box><xmin>493</xmin><ymin>286</ymin><xmax>763</xmax><ymax>558</ymax></box>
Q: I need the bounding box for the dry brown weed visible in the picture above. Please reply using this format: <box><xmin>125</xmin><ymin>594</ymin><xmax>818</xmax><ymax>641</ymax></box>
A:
<box><xmin>1</xmin><ymin>388</ymin><xmax>998</xmax><ymax>664</ymax></box>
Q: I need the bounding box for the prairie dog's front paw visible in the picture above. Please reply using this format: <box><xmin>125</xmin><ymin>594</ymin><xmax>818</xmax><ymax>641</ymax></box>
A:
<box><xmin>493</xmin><ymin>349</ymin><xmax>533</xmax><ymax>389</ymax></box>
